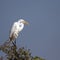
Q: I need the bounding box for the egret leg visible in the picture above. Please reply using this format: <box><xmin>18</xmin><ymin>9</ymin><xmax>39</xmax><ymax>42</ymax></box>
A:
<box><xmin>12</xmin><ymin>40</ymin><xmax>16</xmax><ymax>46</ymax></box>
<box><xmin>14</xmin><ymin>40</ymin><xmax>16</xmax><ymax>45</ymax></box>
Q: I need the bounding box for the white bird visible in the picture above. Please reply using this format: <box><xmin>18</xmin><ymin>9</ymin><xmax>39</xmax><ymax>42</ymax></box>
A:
<box><xmin>9</xmin><ymin>19</ymin><xmax>29</xmax><ymax>42</ymax></box>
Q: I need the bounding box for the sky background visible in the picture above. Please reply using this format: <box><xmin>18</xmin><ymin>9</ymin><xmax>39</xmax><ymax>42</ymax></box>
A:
<box><xmin>0</xmin><ymin>0</ymin><xmax>60</xmax><ymax>60</ymax></box>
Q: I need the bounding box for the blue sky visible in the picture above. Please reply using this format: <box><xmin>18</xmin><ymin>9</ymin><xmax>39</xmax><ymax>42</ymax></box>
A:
<box><xmin>0</xmin><ymin>0</ymin><xmax>60</xmax><ymax>60</ymax></box>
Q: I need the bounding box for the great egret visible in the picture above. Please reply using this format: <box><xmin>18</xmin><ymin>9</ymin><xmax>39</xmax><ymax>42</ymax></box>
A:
<box><xmin>9</xmin><ymin>19</ymin><xmax>29</xmax><ymax>44</ymax></box>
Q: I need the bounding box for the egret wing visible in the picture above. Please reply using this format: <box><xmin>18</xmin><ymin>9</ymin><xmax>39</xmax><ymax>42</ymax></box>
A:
<box><xmin>10</xmin><ymin>22</ymin><xmax>17</xmax><ymax>37</ymax></box>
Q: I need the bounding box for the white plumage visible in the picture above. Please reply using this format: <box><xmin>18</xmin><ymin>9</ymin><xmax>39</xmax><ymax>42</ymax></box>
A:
<box><xmin>9</xmin><ymin>19</ymin><xmax>28</xmax><ymax>41</ymax></box>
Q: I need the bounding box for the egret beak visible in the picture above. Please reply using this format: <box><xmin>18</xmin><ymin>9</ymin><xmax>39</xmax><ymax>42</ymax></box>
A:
<box><xmin>22</xmin><ymin>20</ymin><xmax>29</xmax><ymax>25</ymax></box>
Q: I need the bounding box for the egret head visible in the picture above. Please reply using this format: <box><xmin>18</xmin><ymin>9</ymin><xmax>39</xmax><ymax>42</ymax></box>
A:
<box><xmin>18</xmin><ymin>19</ymin><xmax>29</xmax><ymax>25</ymax></box>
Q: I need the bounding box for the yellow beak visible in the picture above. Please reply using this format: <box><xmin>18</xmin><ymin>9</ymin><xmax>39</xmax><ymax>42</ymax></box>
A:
<box><xmin>22</xmin><ymin>20</ymin><xmax>29</xmax><ymax>25</ymax></box>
